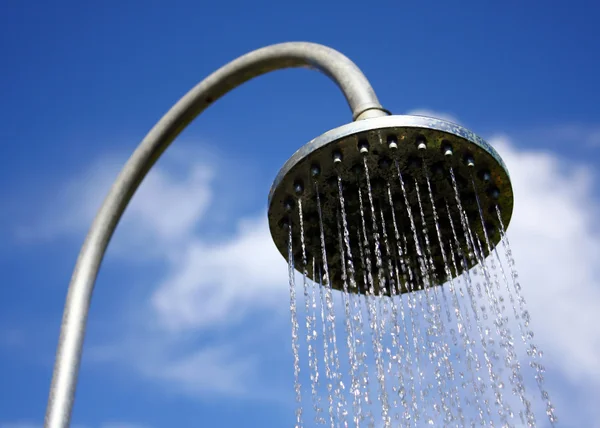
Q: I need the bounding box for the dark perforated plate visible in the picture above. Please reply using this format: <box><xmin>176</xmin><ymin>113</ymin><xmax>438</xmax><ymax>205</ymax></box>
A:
<box><xmin>268</xmin><ymin>115</ymin><xmax>513</xmax><ymax>295</ymax></box>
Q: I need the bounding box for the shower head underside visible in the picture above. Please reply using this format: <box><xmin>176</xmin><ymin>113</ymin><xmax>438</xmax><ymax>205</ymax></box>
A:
<box><xmin>268</xmin><ymin>115</ymin><xmax>513</xmax><ymax>296</ymax></box>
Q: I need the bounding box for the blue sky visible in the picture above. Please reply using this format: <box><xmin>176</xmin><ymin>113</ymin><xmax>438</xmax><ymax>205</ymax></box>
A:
<box><xmin>1</xmin><ymin>1</ymin><xmax>600</xmax><ymax>427</ymax></box>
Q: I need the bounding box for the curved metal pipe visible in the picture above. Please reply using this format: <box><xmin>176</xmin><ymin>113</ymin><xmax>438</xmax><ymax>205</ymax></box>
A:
<box><xmin>44</xmin><ymin>41</ymin><xmax>389</xmax><ymax>428</ymax></box>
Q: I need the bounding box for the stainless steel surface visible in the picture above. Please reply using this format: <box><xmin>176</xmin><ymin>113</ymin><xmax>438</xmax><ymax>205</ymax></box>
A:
<box><xmin>267</xmin><ymin>115</ymin><xmax>513</xmax><ymax>294</ymax></box>
<box><xmin>44</xmin><ymin>41</ymin><xmax>389</xmax><ymax>428</ymax></box>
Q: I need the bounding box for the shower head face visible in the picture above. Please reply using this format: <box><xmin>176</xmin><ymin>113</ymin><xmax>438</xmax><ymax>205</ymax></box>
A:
<box><xmin>268</xmin><ymin>115</ymin><xmax>513</xmax><ymax>296</ymax></box>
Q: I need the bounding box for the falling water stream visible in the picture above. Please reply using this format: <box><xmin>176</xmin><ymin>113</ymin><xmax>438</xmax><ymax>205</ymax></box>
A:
<box><xmin>284</xmin><ymin>155</ymin><xmax>556</xmax><ymax>427</ymax></box>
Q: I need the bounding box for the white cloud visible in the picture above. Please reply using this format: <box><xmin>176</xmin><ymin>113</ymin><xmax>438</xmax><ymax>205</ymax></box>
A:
<box><xmin>14</xmin><ymin>144</ymin><xmax>274</xmax><ymax>400</ymax></box>
<box><xmin>151</xmin><ymin>214</ymin><xmax>286</xmax><ymax>331</ymax></box>
<box><xmin>30</xmin><ymin>145</ymin><xmax>285</xmax><ymax>400</ymax></box>
<box><xmin>14</xmin><ymin>149</ymin><xmax>214</xmax><ymax>257</ymax></box>
<box><xmin>13</xmin><ymin>154</ymin><xmax>123</xmax><ymax>244</ymax></box>
<box><xmin>491</xmin><ymin>135</ymin><xmax>600</xmax><ymax>384</ymax></box>
<box><xmin>88</xmin><ymin>323</ymin><xmax>268</xmax><ymax>399</ymax></box>
<box><xmin>149</xmin><ymin>345</ymin><xmax>259</xmax><ymax>397</ymax></box>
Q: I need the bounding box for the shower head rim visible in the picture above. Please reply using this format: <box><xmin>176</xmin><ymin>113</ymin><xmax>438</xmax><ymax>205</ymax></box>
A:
<box><xmin>268</xmin><ymin>114</ymin><xmax>510</xmax><ymax>206</ymax></box>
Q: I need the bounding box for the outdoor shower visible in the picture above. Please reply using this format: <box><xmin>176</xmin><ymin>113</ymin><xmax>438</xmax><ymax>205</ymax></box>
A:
<box><xmin>45</xmin><ymin>42</ymin><xmax>556</xmax><ymax>428</ymax></box>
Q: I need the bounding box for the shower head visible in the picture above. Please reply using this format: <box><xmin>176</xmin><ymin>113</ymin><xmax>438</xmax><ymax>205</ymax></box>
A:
<box><xmin>268</xmin><ymin>115</ymin><xmax>513</xmax><ymax>296</ymax></box>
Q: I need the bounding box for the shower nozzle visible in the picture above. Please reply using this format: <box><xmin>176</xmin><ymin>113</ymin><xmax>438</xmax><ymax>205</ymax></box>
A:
<box><xmin>268</xmin><ymin>115</ymin><xmax>513</xmax><ymax>296</ymax></box>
